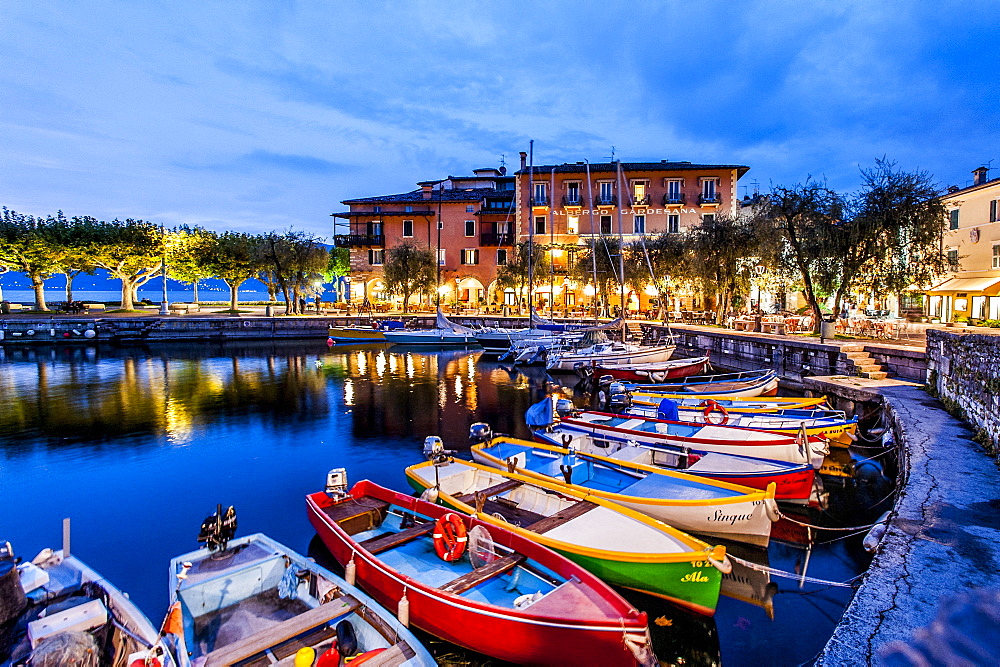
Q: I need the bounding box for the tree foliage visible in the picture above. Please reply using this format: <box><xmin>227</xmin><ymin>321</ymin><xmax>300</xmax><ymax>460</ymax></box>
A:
<box><xmin>496</xmin><ymin>241</ymin><xmax>550</xmax><ymax>313</ymax></box>
<box><xmin>77</xmin><ymin>218</ymin><xmax>164</xmax><ymax>310</ymax></box>
<box><xmin>196</xmin><ymin>231</ymin><xmax>263</xmax><ymax>311</ymax></box>
<box><xmin>0</xmin><ymin>208</ymin><xmax>67</xmax><ymax>310</ymax></box>
<box><xmin>382</xmin><ymin>242</ymin><xmax>435</xmax><ymax>313</ymax></box>
<box><xmin>257</xmin><ymin>231</ymin><xmax>328</xmax><ymax>314</ymax></box>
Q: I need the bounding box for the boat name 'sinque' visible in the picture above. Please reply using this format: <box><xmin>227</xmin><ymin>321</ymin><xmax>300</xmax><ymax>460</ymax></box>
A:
<box><xmin>706</xmin><ymin>509</ymin><xmax>754</xmax><ymax>525</ymax></box>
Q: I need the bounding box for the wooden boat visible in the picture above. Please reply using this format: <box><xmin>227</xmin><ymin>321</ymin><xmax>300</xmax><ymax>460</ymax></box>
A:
<box><xmin>1</xmin><ymin>532</ymin><xmax>175</xmax><ymax>667</ymax></box>
<box><xmin>169</xmin><ymin>530</ymin><xmax>433</xmax><ymax>667</ymax></box>
<box><xmin>471</xmin><ymin>436</ymin><xmax>778</xmax><ymax>547</ymax></box>
<box><xmin>554</xmin><ymin>411</ymin><xmax>830</xmax><ymax>469</ymax></box>
<box><xmin>383</xmin><ymin>310</ymin><xmax>481</xmax><ymax>346</ymax></box>
<box><xmin>404</xmin><ymin>458</ymin><xmax>730</xmax><ymax>616</ymax></box>
<box><xmin>535</xmin><ymin>427</ymin><xmax>817</xmax><ymax>503</ymax></box>
<box><xmin>546</xmin><ymin>342</ymin><xmax>676</xmax><ymax>373</ymax></box>
<box><xmin>629</xmin><ymin>392</ymin><xmax>829</xmax><ymax>412</ymax></box>
<box><xmin>591</xmin><ymin>355</ymin><xmax>711</xmax><ymax>383</ymax></box>
<box><xmin>629</xmin><ymin>400</ymin><xmax>859</xmax><ymax>448</ymax></box>
<box><xmin>621</xmin><ymin>369</ymin><xmax>779</xmax><ymax>397</ymax></box>
<box><xmin>307</xmin><ymin>479</ymin><xmax>656</xmax><ymax>666</ymax></box>
<box><xmin>327</xmin><ymin>324</ymin><xmax>387</xmax><ymax>343</ymax></box>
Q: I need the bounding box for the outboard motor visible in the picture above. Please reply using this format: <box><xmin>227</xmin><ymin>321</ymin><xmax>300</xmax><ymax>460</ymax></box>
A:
<box><xmin>325</xmin><ymin>468</ymin><xmax>349</xmax><ymax>499</ymax></box>
<box><xmin>423</xmin><ymin>436</ymin><xmax>456</xmax><ymax>464</ymax></box>
<box><xmin>469</xmin><ymin>423</ymin><xmax>492</xmax><ymax>444</ymax></box>
<box><xmin>554</xmin><ymin>399</ymin><xmax>575</xmax><ymax>418</ymax></box>
<box><xmin>607</xmin><ymin>382</ymin><xmax>631</xmax><ymax>413</ymax></box>
<box><xmin>197</xmin><ymin>504</ymin><xmax>238</xmax><ymax>552</ymax></box>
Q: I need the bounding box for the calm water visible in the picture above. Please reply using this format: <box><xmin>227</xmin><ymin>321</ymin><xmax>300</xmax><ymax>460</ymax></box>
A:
<box><xmin>0</xmin><ymin>342</ymin><xmax>886</xmax><ymax>665</ymax></box>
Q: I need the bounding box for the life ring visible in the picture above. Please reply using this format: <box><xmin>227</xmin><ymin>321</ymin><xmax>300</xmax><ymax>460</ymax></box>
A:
<box><xmin>243</xmin><ymin>321</ymin><xmax>251</xmax><ymax>327</ymax></box>
<box><xmin>433</xmin><ymin>513</ymin><xmax>467</xmax><ymax>562</ymax></box>
<box><xmin>701</xmin><ymin>400</ymin><xmax>729</xmax><ymax>425</ymax></box>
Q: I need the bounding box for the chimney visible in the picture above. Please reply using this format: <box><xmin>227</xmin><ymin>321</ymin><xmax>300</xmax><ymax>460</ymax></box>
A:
<box><xmin>421</xmin><ymin>183</ymin><xmax>433</xmax><ymax>199</ymax></box>
<box><xmin>973</xmin><ymin>166</ymin><xmax>989</xmax><ymax>186</ymax></box>
<box><xmin>519</xmin><ymin>152</ymin><xmax>527</xmax><ymax>171</ymax></box>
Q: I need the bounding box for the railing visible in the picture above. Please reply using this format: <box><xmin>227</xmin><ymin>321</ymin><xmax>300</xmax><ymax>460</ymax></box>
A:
<box><xmin>333</xmin><ymin>234</ymin><xmax>385</xmax><ymax>247</ymax></box>
<box><xmin>562</xmin><ymin>195</ymin><xmax>583</xmax><ymax>207</ymax></box>
<box><xmin>663</xmin><ymin>193</ymin><xmax>686</xmax><ymax>206</ymax></box>
<box><xmin>698</xmin><ymin>193</ymin><xmax>721</xmax><ymax>205</ymax></box>
<box><xmin>531</xmin><ymin>195</ymin><xmax>549</xmax><ymax>206</ymax></box>
<box><xmin>632</xmin><ymin>194</ymin><xmax>650</xmax><ymax>206</ymax></box>
<box><xmin>480</xmin><ymin>232</ymin><xmax>514</xmax><ymax>246</ymax></box>
<box><xmin>594</xmin><ymin>194</ymin><xmax>617</xmax><ymax>207</ymax></box>
<box><xmin>480</xmin><ymin>201</ymin><xmax>514</xmax><ymax>213</ymax></box>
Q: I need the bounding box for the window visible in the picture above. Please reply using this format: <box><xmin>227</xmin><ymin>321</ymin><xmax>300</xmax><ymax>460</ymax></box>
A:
<box><xmin>701</xmin><ymin>179</ymin><xmax>718</xmax><ymax>201</ymax></box>
<box><xmin>668</xmin><ymin>214</ymin><xmax>680</xmax><ymax>234</ymax></box>
<box><xmin>567</xmin><ymin>215</ymin><xmax>579</xmax><ymax>234</ymax></box>
<box><xmin>405</xmin><ymin>205</ymin><xmax>413</xmax><ymax>213</ymax></box>
<box><xmin>368</xmin><ymin>221</ymin><xmax>383</xmax><ymax>236</ymax></box>
<box><xmin>496</xmin><ymin>248</ymin><xmax>508</xmax><ymax>265</ymax></box>
<box><xmin>496</xmin><ymin>221</ymin><xmax>509</xmax><ymax>236</ymax></box>
<box><xmin>402</xmin><ymin>219</ymin><xmax>413</xmax><ymax>237</ymax></box>
<box><xmin>566</xmin><ymin>182</ymin><xmax>580</xmax><ymax>204</ymax></box>
<box><xmin>633</xmin><ymin>215</ymin><xmax>645</xmax><ymax>234</ymax></box>
<box><xmin>993</xmin><ymin>244</ymin><xmax>1000</xmax><ymax>269</ymax></box>
<box><xmin>466</xmin><ymin>204</ymin><xmax>475</xmax><ymax>213</ymax></box>
<box><xmin>533</xmin><ymin>183</ymin><xmax>547</xmax><ymax>204</ymax></box>
<box><xmin>534</xmin><ymin>216</ymin><xmax>546</xmax><ymax>235</ymax></box>
<box><xmin>991</xmin><ymin>200</ymin><xmax>997</xmax><ymax>223</ymax></box>
<box><xmin>368</xmin><ymin>249</ymin><xmax>384</xmax><ymax>265</ymax></box>
<box><xmin>666</xmin><ymin>180</ymin><xmax>683</xmax><ymax>202</ymax></box>
<box><xmin>461</xmin><ymin>249</ymin><xmax>480</xmax><ymax>265</ymax></box>
<box><xmin>703</xmin><ymin>213</ymin><xmax>716</xmax><ymax>224</ymax></box>
<box><xmin>465</xmin><ymin>220</ymin><xmax>476</xmax><ymax>237</ymax></box>
<box><xmin>600</xmin><ymin>215</ymin><xmax>612</xmax><ymax>234</ymax></box>
<box><xmin>373</xmin><ymin>205</ymin><xmax>381</xmax><ymax>213</ymax></box>
<box><xmin>950</xmin><ymin>210</ymin><xmax>960</xmax><ymax>229</ymax></box>
<box><xmin>632</xmin><ymin>181</ymin><xmax>646</xmax><ymax>202</ymax></box>
<box><xmin>947</xmin><ymin>248</ymin><xmax>959</xmax><ymax>270</ymax></box>
<box><xmin>437</xmin><ymin>220</ymin><xmax>444</xmax><ymax>230</ymax></box>
<box><xmin>599</xmin><ymin>182</ymin><xmax>614</xmax><ymax>200</ymax></box>
<box><xmin>438</xmin><ymin>249</ymin><xmax>446</xmax><ymax>266</ymax></box>
<box><xmin>567</xmin><ymin>248</ymin><xmax>578</xmax><ymax>269</ymax></box>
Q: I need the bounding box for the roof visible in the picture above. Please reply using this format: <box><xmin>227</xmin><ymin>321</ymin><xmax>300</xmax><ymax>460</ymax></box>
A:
<box><xmin>940</xmin><ymin>177</ymin><xmax>1000</xmax><ymax>201</ymax></box>
<box><xmin>926</xmin><ymin>276</ymin><xmax>1000</xmax><ymax>295</ymax></box>
<box><xmin>330</xmin><ymin>210</ymin><xmax>437</xmax><ymax>219</ymax></box>
<box><xmin>515</xmin><ymin>161</ymin><xmax>751</xmax><ymax>178</ymax></box>
<box><xmin>342</xmin><ymin>187</ymin><xmax>509</xmax><ymax>205</ymax></box>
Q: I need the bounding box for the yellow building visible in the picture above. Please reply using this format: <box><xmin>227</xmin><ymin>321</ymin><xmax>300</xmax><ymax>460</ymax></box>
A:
<box><xmin>927</xmin><ymin>166</ymin><xmax>1000</xmax><ymax>323</ymax></box>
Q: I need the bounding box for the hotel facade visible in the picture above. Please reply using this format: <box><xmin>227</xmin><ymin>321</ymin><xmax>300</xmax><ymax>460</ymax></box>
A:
<box><xmin>332</xmin><ymin>155</ymin><xmax>749</xmax><ymax>312</ymax></box>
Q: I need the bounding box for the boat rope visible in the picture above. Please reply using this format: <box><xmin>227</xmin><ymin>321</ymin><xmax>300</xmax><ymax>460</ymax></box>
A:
<box><xmin>776</xmin><ymin>510</ymin><xmax>881</xmax><ymax>532</ymax></box>
<box><xmin>727</xmin><ymin>554</ymin><xmax>862</xmax><ymax>588</ymax></box>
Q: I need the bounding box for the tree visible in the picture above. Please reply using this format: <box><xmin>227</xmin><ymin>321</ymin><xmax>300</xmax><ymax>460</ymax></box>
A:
<box><xmin>568</xmin><ymin>237</ymin><xmax>622</xmax><ymax>316</ymax></box>
<box><xmin>78</xmin><ymin>218</ymin><xmax>164</xmax><ymax>310</ymax></box>
<box><xmin>324</xmin><ymin>247</ymin><xmax>351</xmax><ymax>302</ymax></box>
<box><xmin>0</xmin><ymin>208</ymin><xmax>66</xmax><ymax>310</ymax></box>
<box><xmin>167</xmin><ymin>226</ymin><xmax>216</xmax><ymax>303</ymax></box>
<box><xmin>258</xmin><ymin>231</ymin><xmax>329</xmax><ymax>314</ymax></box>
<box><xmin>632</xmin><ymin>232</ymin><xmax>692</xmax><ymax>319</ymax></box>
<box><xmin>198</xmin><ymin>232</ymin><xmax>263</xmax><ymax>311</ymax></box>
<box><xmin>496</xmin><ymin>241</ymin><xmax>550</xmax><ymax>314</ymax></box>
<box><xmin>382</xmin><ymin>242</ymin><xmax>435</xmax><ymax>313</ymax></box>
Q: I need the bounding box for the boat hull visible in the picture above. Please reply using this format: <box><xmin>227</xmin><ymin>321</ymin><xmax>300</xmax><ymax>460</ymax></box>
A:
<box><xmin>548</xmin><ymin>345</ymin><xmax>676</xmax><ymax>372</ymax></box>
<box><xmin>593</xmin><ymin>356</ymin><xmax>711</xmax><ymax>383</ymax></box>
<box><xmin>307</xmin><ymin>485</ymin><xmax>651</xmax><ymax>667</ymax></box>
<box><xmin>327</xmin><ymin>326</ymin><xmax>387</xmax><ymax>343</ymax></box>
<box><xmin>383</xmin><ymin>330</ymin><xmax>479</xmax><ymax>345</ymax></box>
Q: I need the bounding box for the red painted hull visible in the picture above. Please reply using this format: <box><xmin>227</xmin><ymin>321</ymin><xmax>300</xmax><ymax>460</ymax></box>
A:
<box><xmin>594</xmin><ymin>357</ymin><xmax>710</xmax><ymax>383</ymax></box>
<box><xmin>690</xmin><ymin>466</ymin><xmax>816</xmax><ymax>502</ymax></box>
<box><xmin>307</xmin><ymin>482</ymin><xmax>650</xmax><ymax>667</ymax></box>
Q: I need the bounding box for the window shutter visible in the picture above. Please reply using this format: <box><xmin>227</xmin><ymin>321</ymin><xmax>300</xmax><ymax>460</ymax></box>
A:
<box><xmin>991</xmin><ymin>199</ymin><xmax>997</xmax><ymax>222</ymax></box>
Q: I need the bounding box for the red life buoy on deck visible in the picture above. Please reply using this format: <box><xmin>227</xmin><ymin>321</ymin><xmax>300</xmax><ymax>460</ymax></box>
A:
<box><xmin>433</xmin><ymin>513</ymin><xmax>468</xmax><ymax>562</ymax></box>
<box><xmin>701</xmin><ymin>400</ymin><xmax>729</xmax><ymax>425</ymax></box>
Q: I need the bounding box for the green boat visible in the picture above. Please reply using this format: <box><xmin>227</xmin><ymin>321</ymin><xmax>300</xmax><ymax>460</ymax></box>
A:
<box><xmin>405</xmin><ymin>457</ymin><xmax>729</xmax><ymax>616</ymax></box>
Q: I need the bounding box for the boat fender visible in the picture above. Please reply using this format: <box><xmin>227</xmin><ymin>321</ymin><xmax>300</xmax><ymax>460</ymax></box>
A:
<box><xmin>336</xmin><ymin>619</ymin><xmax>358</xmax><ymax>657</ymax></box>
<box><xmin>345</xmin><ymin>648</ymin><xmax>387</xmax><ymax>665</ymax></box>
<box><xmin>316</xmin><ymin>644</ymin><xmax>340</xmax><ymax>667</ymax></box>
<box><xmin>50</xmin><ymin>328</ymin><xmax>56</xmax><ymax>337</ymax></box>
<box><xmin>242</xmin><ymin>321</ymin><xmax>251</xmax><ymax>327</ymax></box>
<box><xmin>397</xmin><ymin>589</ymin><xmax>409</xmax><ymax>627</ymax></box>
<box><xmin>326</xmin><ymin>337</ymin><xmax>334</xmax><ymax>346</ymax></box>
<box><xmin>764</xmin><ymin>498</ymin><xmax>780</xmax><ymax>523</ymax></box>
<box><xmin>708</xmin><ymin>555</ymin><xmax>733</xmax><ymax>574</ymax></box>
<box><xmin>72</xmin><ymin>329</ymin><xmax>82</xmax><ymax>336</ymax></box>
<box><xmin>84</xmin><ymin>329</ymin><xmax>96</xmax><ymax>339</ymax></box>
<box><xmin>863</xmin><ymin>511</ymin><xmax>892</xmax><ymax>553</ymax></box>
<box><xmin>433</xmin><ymin>513</ymin><xmax>468</xmax><ymax>562</ymax></box>
<box><xmin>294</xmin><ymin>647</ymin><xmax>316</xmax><ymax>667</ymax></box>
<box><xmin>701</xmin><ymin>400</ymin><xmax>729</xmax><ymax>425</ymax></box>
<box><xmin>345</xmin><ymin>555</ymin><xmax>356</xmax><ymax>586</ymax></box>
<box><xmin>26</xmin><ymin>329</ymin><xmax>35</xmax><ymax>336</ymax></box>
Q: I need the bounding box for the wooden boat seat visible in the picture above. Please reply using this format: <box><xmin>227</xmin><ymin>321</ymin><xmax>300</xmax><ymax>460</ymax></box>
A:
<box><xmin>525</xmin><ymin>501</ymin><xmax>599</xmax><ymax>534</ymax></box>
<box><xmin>321</xmin><ymin>497</ymin><xmax>390</xmax><ymax>536</ymax></box>
<box><xmin>455</xmin><ymin>479</ymin><xmax>522</xmax><ymax>503</ymax></box>
<box><xmin>203</xmin><ymin>596</ymin><xmax>361</xmax><ymax>666</ymax></box>
<box><xmin>358</xmin><ymin>521</ymin><xmax>434</xmax><ymax>555</ymax></box>
<box><xmin>438</xmin><ymin>553</ymin><xmax>527</xmax><ymax>595</ymax></box>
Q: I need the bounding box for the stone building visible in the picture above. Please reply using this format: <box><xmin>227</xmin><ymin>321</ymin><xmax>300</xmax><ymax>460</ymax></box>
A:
<box><xmin>926</xmin><ymin>166</ymin><xmax>1000</xmax><ymax>322</ymax></box>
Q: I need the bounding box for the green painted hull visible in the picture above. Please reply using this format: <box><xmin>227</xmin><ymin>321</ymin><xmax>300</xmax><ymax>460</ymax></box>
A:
<box><xmin>409</xmin><ymin>474</ymin><xmax>722</xmax><ymax>614</ymax></box>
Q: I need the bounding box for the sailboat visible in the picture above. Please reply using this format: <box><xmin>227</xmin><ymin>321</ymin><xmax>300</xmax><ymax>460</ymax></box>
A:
<box><xmin>381</xmin><ymin>308</ymin><xmax>480</xmax><ymax>345</ymax></box>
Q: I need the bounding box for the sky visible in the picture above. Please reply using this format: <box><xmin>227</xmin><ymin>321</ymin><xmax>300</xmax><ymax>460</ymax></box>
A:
<box><xmin>2</xmin><ymin>1</ymin><xmax>998</xmax><ymax>238</ymax></box>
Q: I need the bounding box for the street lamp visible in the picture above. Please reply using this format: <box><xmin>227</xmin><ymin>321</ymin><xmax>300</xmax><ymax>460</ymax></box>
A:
<box><xmin>753</xmin><ymin>265</ymin><xmax>765</xmax><ymax>333</ymax></box>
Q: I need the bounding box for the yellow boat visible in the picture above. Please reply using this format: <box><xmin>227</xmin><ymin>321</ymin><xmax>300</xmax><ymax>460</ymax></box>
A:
<box><xmin>629</xmin><ymin>393</ymin><xmax>829</xmax><ymax>412</ymax></box>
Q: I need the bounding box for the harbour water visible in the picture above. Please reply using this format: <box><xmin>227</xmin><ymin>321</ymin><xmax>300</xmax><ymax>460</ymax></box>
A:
<box><xmin>0</xmin><ymin>342</ymin><xmax>889</xmax><ymax>665</ymax></box>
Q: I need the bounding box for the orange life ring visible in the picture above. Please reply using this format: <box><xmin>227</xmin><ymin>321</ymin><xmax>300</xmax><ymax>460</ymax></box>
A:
<box><xmin>701</xmin><ymin>400</ymin><xmax>729</xmax><ymax>425</ymax></box>
<box><xmin>433</xmin><ymin>513</ymin><xmax>467</xmax><ymax>562</ymax></box>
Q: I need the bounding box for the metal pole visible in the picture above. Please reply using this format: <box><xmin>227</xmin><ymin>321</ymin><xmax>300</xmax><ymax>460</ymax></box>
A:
<box><xmin>585</xmin><ymin>161</ymin><xmax>598</xmax><ymax>324</ymax></box>
<box><xmin>527</xmin><ymin>141</ymin><xmax>534</xmax><ymax>320</ymax></box>
<box><xmin>436</xmin><ymin>182</ymin><xmax>443</xmax><ymax>308</ymax></box>
<box><xmin>62</xmin><ymin>517</ymin><xmax>71</xmax><ymax>557</ymax></box>
<box><xmin>549</xmin><ymin>167</ymin><xmax>555</xmax><ymax>320</ymax></box>
<box><xmin>616</xmin><ymin>161</ymin><xmax>626</xmax><ymax>334</ymax></box>
<box><xmin>159</xmin><ymin>224</ymin><xmax>170</xmax><ymax>315</ymax></box>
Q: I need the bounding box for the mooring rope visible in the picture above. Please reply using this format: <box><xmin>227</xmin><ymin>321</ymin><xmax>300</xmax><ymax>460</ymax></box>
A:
<box><xmin>776</xmin><ymin>510</ymin><xmax>882</xmax><ymax>532</ymax></box>
<box><xmin>727</xmin><ymin>554</ymin><xmax>862</xmax><ymax>588</ymax></box>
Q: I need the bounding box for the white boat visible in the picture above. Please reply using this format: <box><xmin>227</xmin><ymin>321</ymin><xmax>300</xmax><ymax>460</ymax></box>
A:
<box><xmin>546</xmin><ymin>342</ymin><xmax>676</xmax><ymax>372</ymax></box>
<box><xmin>0</xmin><ymin>533</ymin><xmax>175</xmax><ymax>667</ymax></box>
<box><xmin>383</xmin><ymin>309</ymin><xmax>480</xmax><ymax>346</ymax></box>
<box><xmin>169</xmin><ymin>531</ymin><xmax>434</xmax><ymax>667</ymax></box>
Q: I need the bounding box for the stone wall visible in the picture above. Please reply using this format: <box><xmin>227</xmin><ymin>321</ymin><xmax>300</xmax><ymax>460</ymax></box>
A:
<box><xmin>926</xmin><ymin>328</ymin><xmax>1000</xmax><ymax>455</ymax></box>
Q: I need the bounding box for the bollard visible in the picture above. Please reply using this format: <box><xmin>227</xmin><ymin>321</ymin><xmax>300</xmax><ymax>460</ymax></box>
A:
<box><xmin>265</xmin><ymin>305</ymin><xmax>273</xmax><ymax>317</ymax></box>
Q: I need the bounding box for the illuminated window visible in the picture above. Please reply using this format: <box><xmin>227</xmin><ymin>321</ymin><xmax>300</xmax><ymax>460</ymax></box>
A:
<box><xmin>368</xmin><ymin>249</ymin><xmax>384</xmax><ymax>265</ymax></box>
<box><xmin>461</xmin><ymin>249</ymin><xmax>480</xmax><ymax>265</ymax></box>
<box><xmin>438</xmin><ymin>249</ymin><xmax>446</xmax><ymax>266</ymax></box>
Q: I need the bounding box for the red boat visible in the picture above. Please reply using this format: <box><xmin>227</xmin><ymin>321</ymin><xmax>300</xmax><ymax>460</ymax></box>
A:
<box><xmin>307</xmin><ymin>480</ymin><xmax>656</xmax><ymax>667</ymax></box>
<box><xmin>592</xmin><ymin>354</ymin><xmax>712</xmax><ymax>383</ymax></box>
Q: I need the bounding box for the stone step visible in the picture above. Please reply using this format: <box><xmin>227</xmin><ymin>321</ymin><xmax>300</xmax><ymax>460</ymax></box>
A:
<box><xmin>863</xmin><ymin>371</ymin><xmax>889</xmax><ymax>380</ymax></box>
<box><xmin>839</xmin><ymin>344</ymin><xmax>865</xmax><ymax>353</ymax></box>
<box><xmin>842</xmin><ymin>352</ymin><xmax>873</xmax><ymax>361</ymax></box>
<box><xmin>854</xmin><ymin>363</ymin><xmax>884</xmax><ymax>373</ymax></box>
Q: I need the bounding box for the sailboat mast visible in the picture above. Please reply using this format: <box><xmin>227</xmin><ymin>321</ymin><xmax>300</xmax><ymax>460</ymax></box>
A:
<box><xmin>585</xmin><ymin>160</ymin><xmax>598</xmax><ymax>325</ymax></box>
<box><xmin>436</xmin><ymin>180</ymin><xmax>443</xmax><ymax>307</ymax></box>
<box><xmin>616</xmin><ymin>160</ymin><xmax>627</xmax><ymax>334</ymax></box>
<box><xmin>549</xmin><ymin>167</ymin><xmax>556</xmax><ymax>319</ymax></box>
<box><xmin>527</xmin><ymin>140</ymin><xmax>534</xmax><ymax>322</ymax></box>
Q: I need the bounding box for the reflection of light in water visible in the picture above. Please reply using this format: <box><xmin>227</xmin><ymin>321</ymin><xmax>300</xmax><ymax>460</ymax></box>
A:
<box><xmin>344</xmin><ymin>379</ymin><xmax>355</xmax><ymax>406</ymax></box>
<box><xmin>375</xmin><ymin>351</ymin><xmax>386</xmax><ymax>378</ymax></box>
<box><xmin>454</xmin><ymin>375</ymin><xmax>463</xmax><ymax>401</ymax></box>
<box><xmin>438</xmin><ymin>380</ymin><xmax>447</xmax><ymax>410</ymax></box>
<box><xmin>406</xmin><ymin>354</ymin><xmax>415</xmax><ymax>379</ymax></box>
<box><xmin>389</xmin><ymin>355</ymin><xmax>398</xmax><ymax>374</ymax></box>
<box><xmin>357</xmin><ymin>352</ymin><xmax>367</xmax><ymax>376</ymax></box>
<box><xmin>164</xmin><ymin>397</ymin><xmax>193</xmax><ymax>444</ymax></box>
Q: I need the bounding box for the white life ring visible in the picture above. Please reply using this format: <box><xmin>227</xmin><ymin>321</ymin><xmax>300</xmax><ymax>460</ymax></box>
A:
<box><xmin>25</xmin><ymin>329</ymin><xmax>36</xmax><ymax>336</ymax></box>
<box><xmin>242</xmin><ymin>321</ymin><xmax>251</xmax><ymax>327</ymax></box>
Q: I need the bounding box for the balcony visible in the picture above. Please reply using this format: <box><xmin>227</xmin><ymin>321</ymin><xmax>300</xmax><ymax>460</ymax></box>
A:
<box><xmin>663</xmin><ymin>193</ymin><xmax>686</xmax><ymax>206</ymax></box>
<box><xmin>632</xmin><ymin>194</ymin><xmax>650</xmax><ymax>206</ymax></box>
<box><xmin>594</xmin><ymin>194</ymin><xmax>617</xmax><ymax>207</ymax></box>
<box><xmin>479</xmin><ymin>200</ymin><xmax>514</xmax><ymax>214</ymax></box>
<box><xmin>698</xmin><ymin>193</ymin><xmax>721</xmax><ymax>206</ymax></box>
<box><xmin>531</xmin><ymin>195</ymin><xmax>550</xmax><ymax>207</ymax></box>
<box><xmin>562</xmin><ymin>195</ymin><xmax>583</xmax><ymax>207</ymax></box>
<box><xmin>480</xmin><ymin>232</ymin><xmax>514</xmax><ymax>246</ymax></box>
<box><xmin>334</xmin><ymin>234</ymin><xmax>385</xmax><ymax>247</ymax></box>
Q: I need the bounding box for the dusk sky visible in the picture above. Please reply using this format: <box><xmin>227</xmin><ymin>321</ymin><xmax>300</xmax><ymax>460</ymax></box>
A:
<box><xmin>2</xmin><ymin>1</ymin><xmax>998</xmax><ymax>238</ymax></box>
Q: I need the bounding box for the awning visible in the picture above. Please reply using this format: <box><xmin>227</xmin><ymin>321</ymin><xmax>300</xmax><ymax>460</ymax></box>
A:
<box><xmin>926</xmin><ymin>276</ymin><xmax>1000</xmax><ymax>295</ymax></box>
